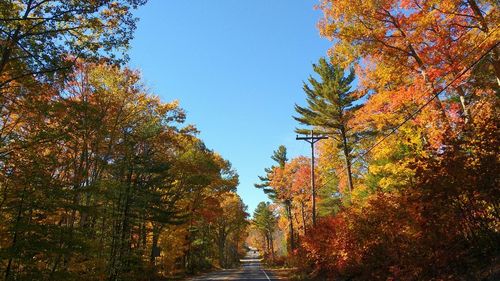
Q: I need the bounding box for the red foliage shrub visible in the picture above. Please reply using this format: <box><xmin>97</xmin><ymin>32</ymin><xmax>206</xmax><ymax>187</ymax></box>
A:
<box><xmin>298</xmin><ymin>111</ymin><xmax>499</xmax><ymax>280</ymax></box>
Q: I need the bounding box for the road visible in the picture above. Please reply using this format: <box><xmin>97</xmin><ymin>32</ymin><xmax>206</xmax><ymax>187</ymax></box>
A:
<box><xmin>188</xmin><ymin>251</ymin><xmax>282</xmax><ymax>281</ymax></box>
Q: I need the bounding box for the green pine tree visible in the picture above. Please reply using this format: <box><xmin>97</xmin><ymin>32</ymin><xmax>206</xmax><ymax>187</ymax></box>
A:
<box><xmin>254</xmin><ymin>145</ymin><xmax>296</xmax><ymax>251</ymax></box>
<box><xmin>294</xmin><ymin>57</ymin><xmax>362</xmax><ymax>193</ymax></box>
<box><xmin>253</xmin><ymin>202</ymin><xmax>277</xmax><ymax>261</ymax></box>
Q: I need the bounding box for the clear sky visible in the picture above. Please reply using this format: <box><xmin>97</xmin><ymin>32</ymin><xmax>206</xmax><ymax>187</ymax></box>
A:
<box><xmin>128</xmin><ymin>0</ymin><xmax>332</xmax><ymax>214</ymax></box>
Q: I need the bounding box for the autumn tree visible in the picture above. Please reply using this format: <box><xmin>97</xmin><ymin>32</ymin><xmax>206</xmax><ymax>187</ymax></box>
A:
<box><xmin>0</xmin><ymin>1</ymin><xmax>253</xmax><ymax>279</ymax></box>
<box><xmin>287</xmin><ymin>1</ymin><xmax>500</xmax><ymax>279</ymax></box>
<box><xmin>318</xmin><ymin>0</ymin><xmax>499</xmax><ymax>139</ymax></box>
<box><xmin>0</xmin><ymin>60</ymin><xmax>245</xmax><ymax>280</ymax></box>
<box><xmin>286</xmin><ymin>156</ymin><xmax>313</xmax><ymax>235</ymax></box>
<box><xmin>316</xmin><ymin>139</ymin><xmax>343</xmax><ymax>216</ymax></box>
<box><xmin>213</xmin><ymin>193</ymin><xmax>248</xmax><ymax>268</ymax></box>
<box><xmin>178</xmin><ymin>144</ymin><xmax>240</xmax><ymax>273</ymax></box>
<box><xmin>299</xmin><ymin>105</ymin><xmax>499</xmax><ymax>279</ymax></box>
<box><xmin>0</xmin><ymin>0</ymin><xmax>148</xmax><ymax>186</ymax></box>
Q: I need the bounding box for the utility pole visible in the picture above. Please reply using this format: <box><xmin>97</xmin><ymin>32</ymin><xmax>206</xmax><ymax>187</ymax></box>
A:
<box><xmin>296</xmin><ymin>130</ymin><xmax>328</xmax><ymax>227</ymax></box>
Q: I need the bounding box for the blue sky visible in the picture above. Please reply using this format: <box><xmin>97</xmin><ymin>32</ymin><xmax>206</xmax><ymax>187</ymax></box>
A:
<box><xmin>129</xmin><ymin>0</ymin><xmax>332</xmax><ymax>214</ymax></box>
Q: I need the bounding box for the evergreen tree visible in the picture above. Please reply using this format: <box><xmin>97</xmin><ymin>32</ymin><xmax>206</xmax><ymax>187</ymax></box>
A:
<box><xmin>254</xmin><ymin>145</ymin><xmax>295</xmax><ymax>251</ymax></box>
<box><xmin>252</xmin><ymin>202</ymin><xmax>277</xmax><ymax>260</ymax></box>
<box><xmin>254</xmin><ymin>145</ymin><xmax>287</xmax><ymax>200</ymax></box>
<box><xmin>294</xmin><ymin>58</ymin><xmax>361</xmax><ymax>193</ymax></box>
<box><xmin>317</xmin><ymin>182</ymin><xmax>342</xmax><ymax>217</ymax></box>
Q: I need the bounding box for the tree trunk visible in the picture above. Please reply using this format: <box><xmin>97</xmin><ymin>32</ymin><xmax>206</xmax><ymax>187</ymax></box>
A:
<box><xmin>285</xmin><ymin>201</ymin><xmax>295</xmax><ymax>251</ymax></box>
<box><xmin>466</xmin><ymin>0</ymin><xmax>500</xmax><ymax>86</ymax></box>
<box><xmin>4</xmin><ymin>184</ymin><xmax>28</xmax><ymax>280</ymax></box>
<box><xmin>340</xmin><ymin>128</ymin><xmax>354</xmax><ymax>192</ymax></box>
<box><xmin>0</xmin><ymin>0</ymin><xmax>30</xmax><ymax>79</ymax></box>
<box><xmin>218</xmin><ymin>231</ymin><xmax>227</xmax><ymax>268</ymax></box>
<box><xmin>301</xmin><ymin>201</ymin><xmax>307</xmax><ymax>235</ymax></box>
<box><xmin>264</xmin><ymin>233</ymin><xmax>270</xmax><ymax>255</ymax></box>
<box><xmin>150</xmin><ymin>225</ymin><xmax>161</xmax><ymax>263</ymax></box>
<box><xmin>108</xmin><ymin>166</ymin><xmax>134</xmax><ymax>281</ymax></box>
<box><xmin>269</xmin><ymin>231</ymin><xmax>275</xmax><ymax>262</ymax></box>
<box><xmin>456</xmin><ymin>86</ymin><xmax>471</xmax><ymax>123</ymax></box>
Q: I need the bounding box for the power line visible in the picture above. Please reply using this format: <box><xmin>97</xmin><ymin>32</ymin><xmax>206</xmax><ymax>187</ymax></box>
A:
<box><xmin>319</xmin><ymin>32</ymin><xmax>500</xmax><ymax>189</ymax></box>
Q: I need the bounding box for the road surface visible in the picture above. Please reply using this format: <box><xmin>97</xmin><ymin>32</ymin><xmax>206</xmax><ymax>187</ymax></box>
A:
<box><xmin>188</xmin><ymin>251</ymin><xmax>282</xmax><ymax>280</ymax></box>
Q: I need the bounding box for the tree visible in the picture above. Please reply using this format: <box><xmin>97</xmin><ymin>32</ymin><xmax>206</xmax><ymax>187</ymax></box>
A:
<box><xmin>253</xmin><ymin>202</ymin><xmax>277</xmax><ymax>260</ymax></box>
<box><xmin>299</xmin><ymin>107</ymin><xmax>499</xmax><ymax>279</ymax></box>
<box><xmin>289</xmin><ymin>1</ymin><xmax>500</xmax><ymax>279</ymax></box>
<box><xmin>255</xmin><ymin>145</ymin><xmax>287</xmax><ymax>199</ymax></box>
<box><xmin>294</xmin><ymin>58</ymin><xmax>361</xmax><ymax>193</ymax></box>
<box><xmin>318</xmin><ymin>0</ymin><xmax>499</xmax><ymax>133</ymax></box>
<box><xmin>0</xmin><ymin>60</ymin><xmax>244</xmax><ymax>280</ymax></box>
<box><xmin>0</xmin><ymin>2</ymin><xmax>256</xmax><ymax>279</ymax></box>
<box><xmin>286</xmin><ymin>156</ymin><xmax>312</xmax><ymax>234</ymax></box>
<box><xmin>316</xmin><ymin>138</ymin><xmax>343</xmax><ymax>216</ymax></box>
<box><xmin>255</xmin><ymin>145</ymin><xmax>296</xmax><ymax>251</ymax></box>
<box><xmin>175</xmin><ymin>142</ymin><xmax>239</xmax><ymax>273</ymax></box>
<box><xmin>213</xmin><ymin>193</ymin><xmax>248</xmax><ymax>268</ymax></box>
<box><xmin>0</xmin><ymin>0</ymin><xmax>147</xmax><ymax>89</ymax></box>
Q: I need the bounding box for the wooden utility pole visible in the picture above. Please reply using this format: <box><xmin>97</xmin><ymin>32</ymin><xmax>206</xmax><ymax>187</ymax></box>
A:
<box><xmin>296</xmin><ymin>130</ymin><xmax>328</xmax><ymax>226</ymax></box>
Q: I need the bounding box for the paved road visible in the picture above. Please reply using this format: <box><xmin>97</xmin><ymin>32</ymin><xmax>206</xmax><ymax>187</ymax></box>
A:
<box><xmin>189</xmin><ymin>251</ymin><xmax>280</xmax><ymax>281</ymax></box>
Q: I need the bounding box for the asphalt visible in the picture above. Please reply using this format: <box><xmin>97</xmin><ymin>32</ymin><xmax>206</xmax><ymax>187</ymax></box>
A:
<box><xmin>188</xmin><ymin>251</ymin><xmax>281</xmax><ymax>281</ymax></box>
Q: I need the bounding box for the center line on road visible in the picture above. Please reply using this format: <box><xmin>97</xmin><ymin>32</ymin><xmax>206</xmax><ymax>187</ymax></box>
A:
<box><xmin>262</xmin><ymin>269</ymin><xmax>271</xmax><ymax>281</ymax></box>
